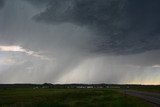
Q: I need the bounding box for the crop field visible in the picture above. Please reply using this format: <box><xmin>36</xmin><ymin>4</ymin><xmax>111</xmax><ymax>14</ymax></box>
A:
<box><xmin>0</xmin><ymin>88</ymin><xmax>153</xmax><ymax>107</ymax></box>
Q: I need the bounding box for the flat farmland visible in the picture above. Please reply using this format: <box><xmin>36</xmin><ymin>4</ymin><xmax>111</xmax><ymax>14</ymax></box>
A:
<box><xmin>0</xmin><ymin>88</ymin><xmax>153</xmax><ymax>107</ymax></box>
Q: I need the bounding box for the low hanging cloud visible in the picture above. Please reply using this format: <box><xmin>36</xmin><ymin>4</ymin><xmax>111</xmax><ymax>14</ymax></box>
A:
<box><xmin>0</xmin><ymin>45</ymin><xmax>49</xmax><ymax>60</ymax></box>
<box><xmin>32</xmin><ymin>0</ymin><xmax>160</xmax><ymax>55</ymax></box>
<box><xmin>152</xmin><ymin>65</ymin><xmax>160</xmax><ymax>68</ymax></box>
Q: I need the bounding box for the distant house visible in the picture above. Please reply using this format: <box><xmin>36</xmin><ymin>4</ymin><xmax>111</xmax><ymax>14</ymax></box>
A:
<box><xmin>87</xmin><ymin>86</ymin><xmax>93</xmax><ymax>88</ymax></box>
<box><xmin>76</xmin><ymin>86</ymin><xmax>86</xmax><ymax>88</ymax></box>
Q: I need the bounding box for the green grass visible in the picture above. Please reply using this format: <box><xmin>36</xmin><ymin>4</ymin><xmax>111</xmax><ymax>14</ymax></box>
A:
<box><xmin>0</xmin><ymin>88</ymin><xmax>153</xmax><ymax>107</ymax></box>
<box><xmin>134</xmin><ymin>87</ymin><xmax>160</xmax><ymax>93</ymax></box>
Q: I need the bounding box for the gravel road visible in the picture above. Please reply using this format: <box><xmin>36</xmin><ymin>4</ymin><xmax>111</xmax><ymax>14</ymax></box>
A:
<box><xmin>122</xmin><ymin>90</ymin><xmax>160</xmax><ymax>106</ymax></box>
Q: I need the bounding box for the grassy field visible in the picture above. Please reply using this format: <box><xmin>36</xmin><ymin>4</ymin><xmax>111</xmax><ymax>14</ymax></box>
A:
<box><xmin>134</xmin><ymin>86</ymin><xmax>160</xmax><ymax>93</ymax></box>
<box><xmin>0</xmin><ymin>88</ymin><xmax>153</xmax><ymax>107</ymax></box>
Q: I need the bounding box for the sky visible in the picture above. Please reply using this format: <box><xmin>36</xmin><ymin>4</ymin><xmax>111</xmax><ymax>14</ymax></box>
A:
<box><xmin>0</xmin><ymin>0</ymin><xmax>160</xmax><ymax>84</ymax></box>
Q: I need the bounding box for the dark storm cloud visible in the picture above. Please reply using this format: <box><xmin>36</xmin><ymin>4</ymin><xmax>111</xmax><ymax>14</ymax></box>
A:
<box><xmin>25</xmin><ymin>0</ymin><xmax>50</xmax><ymax>7</ymax></box>
<box><xmin>32</xmin><ymin>0</ymin><xmax>160</xmax><ymax>55</ymax></box>
<box><xmin>0</xmin><ymin>0</ymin><xmax>4</xmax><ymax>9</ymax></box>
<box><xmin>0</xmin><ymin>0</ymin><xmax>160</xmax><ymax>84</ymax></box>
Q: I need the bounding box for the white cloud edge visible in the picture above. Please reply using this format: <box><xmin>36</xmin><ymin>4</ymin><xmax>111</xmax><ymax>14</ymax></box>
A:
<box><xmin>0</xmin><ymin>45</ymin><xmax>50</xmax><ymax>61</ymax></box>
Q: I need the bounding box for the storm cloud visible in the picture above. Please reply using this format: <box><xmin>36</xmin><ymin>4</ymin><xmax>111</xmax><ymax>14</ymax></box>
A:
<box><xmin>32</xmin><ymin>0</ymin><xmax>160</xmax><ymax>55</ymax></box>
<box><xmin>0</xmin><ymin>0</ymin><xmax>160</xmax><ymax>84</ymax></box>
<box><xmin>25</xmin><ymin>0</ymin><xmax>50</xmax><ymax>7</ymax></box>
<box><xmin>0</xmin><ymin>0</ymin><xmax>4</xmax><ymax>9</ymax></box>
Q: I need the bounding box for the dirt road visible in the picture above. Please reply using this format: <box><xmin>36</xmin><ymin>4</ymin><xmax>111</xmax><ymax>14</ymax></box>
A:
<box><xmin>121</xmin><ymin>90</ymin><xmax>160</xmax><ymax>106</ymax></box>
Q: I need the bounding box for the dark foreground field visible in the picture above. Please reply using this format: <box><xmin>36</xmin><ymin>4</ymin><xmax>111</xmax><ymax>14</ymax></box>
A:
<box><xmin>0</xmin><ymin>88</ymin><xmax>153</xmax><ymax>107</ymax></box>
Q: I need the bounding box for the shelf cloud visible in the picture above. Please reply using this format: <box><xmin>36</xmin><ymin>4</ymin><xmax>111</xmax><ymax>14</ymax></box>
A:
<box><xmin>32</xmin><ymin>0</ymin><xmax>160</xmax><ymax>55</ymax></box>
